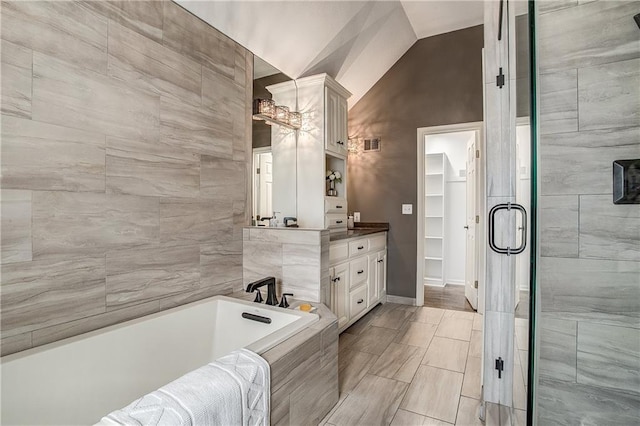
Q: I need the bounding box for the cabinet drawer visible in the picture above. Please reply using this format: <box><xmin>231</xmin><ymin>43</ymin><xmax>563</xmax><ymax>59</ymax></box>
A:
<box><xmin>349</xmin><ymin>256</ymin><xmax>368</xmax><ymax>289</ymax></box>
<box><xmin>348</xmin><ymin>239</ymin><xmax>369</xmax><ymax>257</ymax></box>
<box><xmin>326</xmin><ymin>213</ymin><xmax>347</xmax><ymax>229</ymax></box>
<box><xmin>330</xmin><ymin>243</ymin><xmax>349</xmax><ymax>263</ymax></box>
<box><xmin>349</xmin><ymin>285</ymin><xmax>368</xmax><ymax>318</ymax></box>
<box><xmin>325</xmin><ymin>197</ymin><xmax>347</xmax><ymax>214</ymax></box>
<box><xmin>369</xmin><ymin>234</ymin><xmax>386</xmax><ymax>252</ymax></box>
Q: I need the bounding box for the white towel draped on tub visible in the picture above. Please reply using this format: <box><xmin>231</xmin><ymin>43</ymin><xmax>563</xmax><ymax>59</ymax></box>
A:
<box><xmin>98</xmin><ymin>349</ymin><xmax>270</xmax><ymax>426</ymax></box>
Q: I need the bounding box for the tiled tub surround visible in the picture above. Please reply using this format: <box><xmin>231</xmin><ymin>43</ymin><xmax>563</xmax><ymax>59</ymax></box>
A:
<box><xmin>536</xmin><ymin>1</ymin><xmax>640</xmax><ymax>424</ymax></box>
<box><xmin>243</xmin><ymin>227</ymin><xmax>331</xmax><ymax>304</ymax></box>
<box><xmin>0</xmin><ymin>0</ymin><xmax>253</xmax><ymax>355</ymax></box>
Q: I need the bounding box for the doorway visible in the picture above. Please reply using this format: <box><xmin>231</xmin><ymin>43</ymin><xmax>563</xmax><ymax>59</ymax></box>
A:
<box><xmin>416</xmin><ymin>122</ymin><xmax>485</xmax><ymax>314</ymax></box>
<box><xmin>252</xmin><ymin>147</ymin><xmax>273</xmax><ymax>221</ymax></box>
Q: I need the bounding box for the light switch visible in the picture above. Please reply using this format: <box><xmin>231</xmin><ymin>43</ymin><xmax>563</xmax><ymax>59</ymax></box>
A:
<box><xmin>354</xmin><ymin>212</ymin><xmax>361</xmax><ymax>222</ymax></box>
<box><xmin>402</xmin><ymin>204</ymin><xmax>413</xmax><ymax>215</ymax></box>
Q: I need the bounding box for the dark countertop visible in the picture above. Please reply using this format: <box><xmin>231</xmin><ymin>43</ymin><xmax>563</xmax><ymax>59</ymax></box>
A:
<box><xmin>330</xmin><ymin>223</ymin><xmax>389</xmax><ymax>242</ymax></box>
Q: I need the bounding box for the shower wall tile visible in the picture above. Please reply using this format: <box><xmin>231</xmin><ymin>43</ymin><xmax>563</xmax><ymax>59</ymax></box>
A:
<box><xmin>32</xmin><ymin>192</ymin><xmax>159</xmax><ymax>259</ymax></box>
<box><xmin>540</xmin><ymin>126</ymin><xmax>640</xmax><ymax>195</ymax></box>
<box><xmin>537</xmin><ymin>378</ymin><xmax>640</xmax><ymax>426</ymax></box>
<box><xmin>82</xmin><ymin>0</ymin><xmax>164</xmax><ymax>44</ymax></box>
<box><xmin>105</xmin><ymin>243</ymin><xmax>200</xmax><ymax>309</ymax></box>
<box><xmin>539</xmin><ymin>195</ymin><xmax>578</xmax><ymax>258</ymax></box>
<box><xmin>1</xmin><ymin>40</ymin><xmax>32</xmax><ymax>119</ymax></box>
<box><xmin>539</xmin><ymin>70</ymin><xmax>577</xmax><ymax>135</ymax></box>
<box><xmin>577</xmin><ymin>322</ymin><xmax>640</xmax><ymax>394</ymax></box>
<box><xmin>243</xmin><ymin>240</ymin><xmax>284</xmax><ymax>287</ymax></box>
<box><xmin>538</xmin><ymin>1</ymin><xmax>640</xmax><ymax>72</ymax></box>
<box><xmin>107</xmin><ymin>21</ymin><xmax>202</xmax><ymax>106</ymax></box>
<box><xmin>1</xmin><ymin>256</ymin><xmax>106</xmax><ymax>337</ymax></box>
<box><xmin>538</xmin><ymin>0</ymin><xmax>577</xmax><ymax>14</ymax></box>
<box><xmin>106</xmin><ymin>136</ymin><xmax>200</xmax><ymax>198</ymax></box>
<box><xmin>159</xmin><ymin>198</ymin><xmax>233</xmax><ymax>244</ymax></box>
<box><xmin>578</xmin><ymin>58</ymin><xmax>640</xmax><ymax>131</ymax></box>
<box><xmin>579</xmin><ymin>195</ymin><xmax>640</xmax><ymax>262</ymax></box>
<box><xmin>0</xmin><ymin>1</ymin><xmax>108</xmax><ymax>73</ymax></box>
<box><xmin>538</xmin><ymin>315</ymin><xmax>577</xmax><ymax>382</ymax></box>
<box><xmin>0</xmin><ymin>0</ymin><xmax>251</xmax><ymax>355</ymax></box>
<box><xmin>32</xmin><ymin>52</ymin><xmax>160</xmax><ymax>142</ymax></box>
<box><xmin>539</xmin><ymin>257</ymin><xmax>640</xmax><ymax>328</ymax></box>
<box><xmin>2</xmin><ymin>116</ymin><xmax>106</xmax><ymax>192</ymax></box>
<box><xmin>1</xmin><ymin>190</ymin><xmax>32</xmax><ymax>264</ymax></box>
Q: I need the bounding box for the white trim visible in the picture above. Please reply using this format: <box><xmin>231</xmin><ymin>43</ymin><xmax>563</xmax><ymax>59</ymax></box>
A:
<box><xmin>252</xmin><ymin>147</ymin><xmax>272</xmax><ymax>220</ymax></box>
<box><xmin>416</xmin><ymin>121</ymin><xmax>484</xmax><ymax>310</ymax></box>
<box><xmin>386</xmin><ymin>295</ymin><xmax>416</xmax><ymax>306</ymax></box>
<box><xmin>447</xmin><ymin>279</ymin><xmax>466</xmax><ymax>286</ymax></box>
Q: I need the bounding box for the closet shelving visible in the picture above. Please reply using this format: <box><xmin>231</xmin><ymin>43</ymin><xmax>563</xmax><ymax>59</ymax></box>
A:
<box><xmin>424</xmin><ymin>152</ymin><xmax>446</xmax><ymax>286</ymax></box>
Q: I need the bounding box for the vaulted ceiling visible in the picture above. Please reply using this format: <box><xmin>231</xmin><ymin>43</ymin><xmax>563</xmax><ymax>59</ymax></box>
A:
<box><xmin>177</xmin><ymin>1</ymin><xmax>487</xmax><ymax>108</ymax></box>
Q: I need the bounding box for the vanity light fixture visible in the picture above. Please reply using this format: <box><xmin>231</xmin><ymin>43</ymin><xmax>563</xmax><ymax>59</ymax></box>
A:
<box><xmin>253</xmin><ymin>99</ymin><xmax>301</xmax><ymax>130</ymax></box>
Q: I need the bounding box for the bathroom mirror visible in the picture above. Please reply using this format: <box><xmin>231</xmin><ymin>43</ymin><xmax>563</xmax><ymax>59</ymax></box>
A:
<box><xmin>252</xmin><ymin>56</ymin><xmax>294</xmax><ymax>224</ymax></box>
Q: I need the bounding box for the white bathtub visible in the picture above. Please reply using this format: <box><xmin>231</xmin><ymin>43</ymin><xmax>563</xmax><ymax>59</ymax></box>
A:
<box><xmin>0</xmin><ymin>295</ymin><xmax>318</xmax><ymax>425</ymax></box>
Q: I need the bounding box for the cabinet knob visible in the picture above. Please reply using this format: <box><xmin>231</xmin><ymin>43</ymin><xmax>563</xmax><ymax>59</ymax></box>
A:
<box><xmin>357</xmin><ymin>245</ymin><xmax>364</xmax><ymax>250</ymax></box>
<box><xmin>336</xmin><ymin>220</ymin><xmax>343</xmax><ymax>224</ymax></box>
<box><xmin>336</xmin><ymin>205</ymin><xmax>343</xmax><ymax>209</ymax></box>
<box><xmin>332</xmin><ymin>277</ymin><xmax>341</xmax><ymax>283</ymax></box>
<box><xmin>357</xmin><ymin>269</ymin><xmax>364</xmax><ymax>274</ymax></box>
<box><xmin>377</xmin><ymin>259</ymin><xmax>384</xmax><ymax>263</ymax></box>
<box><xmin>464</xmin><ymin>225</ymin><xmax>469</xmax><ymax>229</ymax></box>
<box><xmin>357</xmin><ymin>299</ymin><xmax>364</xmax><ymax>304</ymax></box>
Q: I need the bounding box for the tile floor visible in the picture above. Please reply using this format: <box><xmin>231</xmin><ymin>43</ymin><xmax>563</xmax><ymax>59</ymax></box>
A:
<box><xmin>320</xmin><ymin>302</ymin><xmax>527</xmax><ymax>426</ymax></box>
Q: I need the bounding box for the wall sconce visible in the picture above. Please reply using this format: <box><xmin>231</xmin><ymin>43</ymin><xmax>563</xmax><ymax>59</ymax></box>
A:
<box><xmin>253</xmin><ymin>99</ymin><xmax>301</xmax><ymax>130</ymax></box>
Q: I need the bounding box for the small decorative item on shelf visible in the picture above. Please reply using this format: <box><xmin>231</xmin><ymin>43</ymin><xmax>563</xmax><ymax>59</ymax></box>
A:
<box><xmin>326</xmin><ymin>170</ymin><xmax>342</xmax><ymax>196</ymax></box>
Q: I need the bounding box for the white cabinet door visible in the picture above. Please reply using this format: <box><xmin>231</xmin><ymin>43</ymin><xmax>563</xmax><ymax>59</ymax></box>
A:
<box><xmin>330</xmin><ymin>262</ymin><xmax>349</xmax><ymax>329</ymax></box>
<box><xmin>336</xmin><ymin>96</ymin><xmax>348</xmax><ymax>155</ymax></box>
<box><xmin>376</xmin><ymin>250</ymin><xmax>387</xmax><ymax>297</ymax></box>
<box><xmin>325</xmin><ymin>89</ymin><xmax>339</xmax><ymax>155</ymax></box>
<box><xmin>368</xmin><ymin>254</ymin><xmax>378</xmax><ymax>305</ymax></box>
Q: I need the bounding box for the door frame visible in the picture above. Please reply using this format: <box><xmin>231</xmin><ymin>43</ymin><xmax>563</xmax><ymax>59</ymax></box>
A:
<box><xmin>252</xmin><ymin>146</ymin><xmax>272</xmax><ymax>220</ymax></box>
<box><xmin>416</xmin><ymin>122</ymin><xmax>485</xmax><ymax>311</ymax></box>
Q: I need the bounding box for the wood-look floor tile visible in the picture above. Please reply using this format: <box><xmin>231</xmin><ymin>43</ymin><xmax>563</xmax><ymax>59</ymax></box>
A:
<box><xmin>422</xmin><ymin>337</ymin><xmax>469</xmax><ymax>373</ymax></box>
<box><xmin>455</xmin><ymin>397</ymin><xmax>483</xmax><ymax>426</ymax></box>
<box><xmin>472</xmin><ymin>313</ymin><xmax>482</xmax><ymax>331</ymax></box>
<box><xmin>348</xmin><ymin>325</ymin><xmax>397</xmax><ymax>356</ymax></box>
<box><xmin>461</xmin><ymin>356</ymin><xmax>481</xmax><ymax>400</ymax></box>
<box><xmin>371</xmin><ymin>306</ymin><xmax>415</xmax><ymax>330</ymax></box>
<box><xmin>395</xmin><ymin>322</ymin><xmax>438</xmax><ymax>348</ymax></box>
<box><xmin>435</xmin><ymin>317</ymin><xmax>473</xmax><ymax>341</ymax></box>
<box><xmin>413</xmin><ymin>307</ymin><xmax>445</xmax><ymax>324</ymax></box>
<box><xmin>443</xmin><ymin>310</ymin><xmax>475</xmax><ymax>321</ymax></box>
<box><xmin>513</xmin><ymin>354</ymin><xmax>527</xmax><ymax>410</ymax></box>
<box><xmin>1</xmin><ymin>190</ymin><xmax>32</xmax><ymax>264</ymax></box>
<box><xmin>338</xmin><ymin>349</ymin><xmax>378</xmax><ymax>394</ymax></box>
<box><xmin>391</xmin><ymin>409</ymin><xmax>452</xmax><ymax>426</ymax></box>
<box><xmin>468</xmin><ymin>330</ymin><xmax>482</xmax><ymax>358</ymax></box>
<box><xmin>338</xmin><ymin>331</ymin><xmax>359</xmax><ymax>354</ymax></box>
<box><xmin>2</xmin><ymin>115</ymin><xmax>106</xmax><ymax>192</ymax></box>
<box><xmin>329</xmin><ymin>374</ymin><xmax>408</xmax><ymax>426</ymax></box>
<box><xmin>400</xmin><ymin>366</ymin><xmax>463</xmax><ymax>423</ymax></box>
<box><xmin>370</xmin><ymin>342</ymin><xmax>427</xmax><ymax>383</ymax></box>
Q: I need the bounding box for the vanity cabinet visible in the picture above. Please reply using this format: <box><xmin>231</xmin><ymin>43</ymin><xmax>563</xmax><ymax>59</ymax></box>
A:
<box><xmin>325</xmin><ymin>87</ymin><xmax>348</xmax><ymax>157</ymax></box>
<box><xmin>329</xmin><ymin>232</ymin><xmax>387</xmax><ymax>332</ymax></box>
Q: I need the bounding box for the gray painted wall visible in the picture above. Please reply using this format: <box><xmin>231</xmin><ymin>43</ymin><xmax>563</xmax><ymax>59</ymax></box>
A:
<box><xmin>535</xmin><ymin>1</ymin><xmax>640</xmax><ymax>423</ymax></box>
<box><xmin>0</xmin><ymin>0</ymin><xmax>252</xmax><ymax>355</ymax></box>
<box><xmin>347</xmin><ymin>26</ymin><xmax>484</xmax><ymax>298</ymax></box>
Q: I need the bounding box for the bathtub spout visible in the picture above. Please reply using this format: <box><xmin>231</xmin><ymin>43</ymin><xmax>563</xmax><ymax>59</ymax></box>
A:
<box><xmin>246</xmin><ymin>277</ymin><xmax>279</xmax><ymax>306</ymax></box>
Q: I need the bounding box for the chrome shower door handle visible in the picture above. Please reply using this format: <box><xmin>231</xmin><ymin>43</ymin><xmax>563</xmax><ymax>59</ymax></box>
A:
<box><xmin>488</xmin><ymin>203</ymin><xmax>527</xmax><ymax>256</ymax></box>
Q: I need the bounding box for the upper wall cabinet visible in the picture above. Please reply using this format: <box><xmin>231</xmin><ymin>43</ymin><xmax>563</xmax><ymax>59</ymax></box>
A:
<box><xmin>325</xmin><ymin>86</ymin><xmax>349</xmax><ymax>157</ymax></box>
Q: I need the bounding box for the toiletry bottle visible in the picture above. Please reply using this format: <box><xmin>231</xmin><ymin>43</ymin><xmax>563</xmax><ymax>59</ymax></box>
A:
<box><xmin>348</xmin><ymin>214</ymin><xmax>354</xmax><ymax>229</ymax></box>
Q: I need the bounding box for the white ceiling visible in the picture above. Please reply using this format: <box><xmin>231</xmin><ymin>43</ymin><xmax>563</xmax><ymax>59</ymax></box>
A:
<box><xmin>177</xmin><ymin>1</ymin><xmax>493</xmax><ymax>108</ymax></box>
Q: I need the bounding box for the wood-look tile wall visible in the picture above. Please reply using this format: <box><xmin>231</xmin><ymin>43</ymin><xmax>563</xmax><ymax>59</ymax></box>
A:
<box><xmin>536</xmin><ymin>1</ymin><xmax>640</xmax><ymax>423</ymax></box>
<box><xmin>0</xmin><ymin>0</ymin><xmax>252</xmax><ymax>356</ymax></box>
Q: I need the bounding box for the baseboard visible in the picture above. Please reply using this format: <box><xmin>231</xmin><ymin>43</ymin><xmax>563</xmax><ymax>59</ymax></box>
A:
<box><xmin>447</xmin><ymin>280</ymin><xmax>465</xmax><ymax>286</ymax></box>
<box><xmin>386</xmin><ymin>295</ymin><xmax>416</xmax><ymax>306</ymax></box>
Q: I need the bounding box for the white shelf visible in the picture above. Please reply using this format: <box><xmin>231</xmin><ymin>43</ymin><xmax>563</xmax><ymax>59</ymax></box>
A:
<box><xmin>425</xmin><ymin>194</ymin><xmax>443</xmax><ymax>197</ymax></box>
<box><xmin>425</xmin><ymin>256</ymin><xmax>442</xmax><ymax>261</ymax></box>
<box><xmin>425</xmin><ymin>236</ymin><xmax>443</xmax><ymax>239</ymax></box>
<box><xmin>424</xmin><ymin>152</ymin><xmax>447</xmax><ymax>285</ymax></box>
<box><xmin>425</xmin><ymin>215</ymin><xmax>443</xmax><ymax>218</ymax></box>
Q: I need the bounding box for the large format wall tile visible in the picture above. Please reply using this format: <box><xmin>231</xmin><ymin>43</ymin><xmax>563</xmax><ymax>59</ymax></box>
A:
<box><xmin>32</xmin><ymin>52</ymin><xmax>160</xmax><ymax>142</ymax></box>
<box><xmin>539</xmin><ymin>257</ymin><xmax>640</xmax><ymax>328</ymax></box>
<box><xmin>538</xmin><ymin>315</ymin><xmax>577</xmax><ymax>382</ymax></box>
<box><xmin>580</xmin><ymin>195</ymin><xmax>640</xmax><ymax>262</ymax></box>
<box><xmin>578</xmin><ymin>58</ymin><xmax>640</xmax><ymax>131</ymax></box>
<box><xmin>106</xmin><ymin>243</ymin><xmax>200</xmax><ymax>309</ymax></box>
<box><xmin>201</xmin><ymin>156</ymin><xmax>246</xmax><ymax>202</ymax></box>
<box><xmin>539</xmin><ymin>70</ymin><xmax>577</xmax><ymax>135</ymax></box>
<box><xmin>1</xmin><ymin>1</ymin><xmax>108</xmax><ymax>73</ymax></box>
<box><xmin>0</xmin><ymin>190</ymin><xmax>32</xmax><ymax>264</ymax></box>
<box><xmin>82</xmin><ymin>0</ymin><xmax>164</xmax><ymax>44</ymax></box>
<box><xmin>202</xmin><ymin>66</ymin><xmax>245</xmax><ymax>118</ymax></box>
<box><xmin>540</xmin><ymin>127</ymin><xmax>640</xmax><ymax>195</ymax></box>
<box><xmin>538</xmin><ymin>1</ymin><xmax>640</xmax><ymax>72</ymax></box>
<box><xmin>539</xmin><ymin>195</ymin><xmax>578</xmax><ymax>258</ymax></box>
<box><xmin>200</xmin><ymin>241</ymin><xmax>242</xmax><ymax>291</ymax></box>
<box><xmin>537</xmin><ymin>378</ymin><xmax>640</xmax><ymax>425</ymax></box>
<box><xmin>2</xmin><ymin>116</ymin><xmax>105</xmax><ymax>192</ymax></box>
<box><xmin>1</xmin><ymin>256</ymin><xmax>106</xmax><ymax>336</ymax></box>
<box><xmin>108</xmin><ymin>21</ymin><xmax>201</xmax><ymax>106</ymax></box>
<box><xmin>1</xmin><ymin>40</ymin><xmax>32</xmax><ymax>118</ymax></box>
<box><xmin>160</xmin><ymin>198</ymin><xmax>233</xmax><ymax>244</ymax></box>
<box><xmin>32</xmin><ymin>192</ymin><xmax>159</xmax><ymax>259</ymax></box>
<box><xmin>577</xmin><ymin>322</ymin><xmax>640</xmax><ymax>394</ymax></box>
<box><xmin>106</xmin><ymin>136</ymin><xmax>199</xmax><ymax>198</ymax></box>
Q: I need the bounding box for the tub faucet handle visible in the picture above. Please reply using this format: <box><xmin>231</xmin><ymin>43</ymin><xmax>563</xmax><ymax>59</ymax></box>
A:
<box><xmin>279</xmin><ymin>293</ymin><xmax>293</xmax><ymax>308</ymax></box>
<box><xmin>253</xmin><ymin>289</ymin><xmax>264</xmax><ymax>303</ymax></box>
